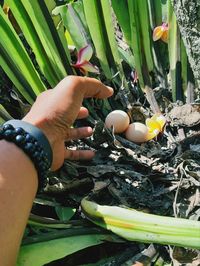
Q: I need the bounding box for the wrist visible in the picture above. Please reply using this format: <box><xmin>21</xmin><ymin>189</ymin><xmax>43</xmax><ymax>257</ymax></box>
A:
<box><xmin>1</xmin><ymin>120</ymin><xmax>53</xmax><ymax>189</ymax></box>
<box><xmin>22</xmin><ymin>115</ymin><xmax>56</xmax><ymax>151</ymax></box>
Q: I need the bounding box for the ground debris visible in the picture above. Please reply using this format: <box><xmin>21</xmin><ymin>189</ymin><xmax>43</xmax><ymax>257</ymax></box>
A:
<box><xmin>40</xmin><ymin>104</ymin><xmax>200</xmax><ymax>266</ymax></box>
<box><xmin>167</xmin><ymin>103</ymin><xmax>200</xmax><ymax>127</ymax></box>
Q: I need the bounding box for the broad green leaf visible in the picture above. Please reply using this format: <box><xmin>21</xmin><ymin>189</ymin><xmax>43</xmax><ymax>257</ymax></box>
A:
<box><xmin>44</xmin><ymin>0</ymin><xmax>71</xmax><ymax>61</ymax></box>
<box><xmin>111</xmin><ymin>0</ymin><xmax>131</xmax><ymax>46</ymax></box>
<box><xmin>147</xmin><ymin>0</ymin><xmax>162</xmax><ymax>27</ymax></box>
<box><xmin>17</xmin><ymin>234</ymin><xmax>113</xmax><ymax>266</ymax></box>
<box><xmin>82</xmin><ymin>0</ymin><xmax>113</xmax><ymax>79</ymax></box>
<box><xmin>137</xmin><ymin>0</ymin><xmax>154</xmax><ymax>72</ymax></box>
<box><xmin>0</xmin><ymin>51</ymin><xmax>34</xmax><ymax>104</ymax></box>
<box><xmin>6</xmin><ymin>0</ymin><xmax>59</xmax><ymax>87</ymax></box>
<box><xmin>72</xmin><ymin>1</ymin><xmax>90</xmax><ymax>34</ymax></box>
<box><xmin>0</xmin><ymin>7</ymin><xmax>45</xmax><ymax>103</ymax></box>
<box><xmin>19</xmin><ymin>0</ymin><xmax>73</xmax><ymax>80</ymax></box>
<box><xmin>127</xmin><ymin>0</ymin><xmax>146</xmax><ymax>88</ymax></box>
<box><xmin>127</xmin><ymin>0</ymin><xmax>152</xmax><ymax>89</ymax></box>
<box><xmin>53</xmin><ymin>3</ymin><xmax>90</xmax><ymax>50</ymax></box>
<box><xmin>101</xmin><ymin>0</ymin><xmax>122</xmax><ymax>68</ymax></box>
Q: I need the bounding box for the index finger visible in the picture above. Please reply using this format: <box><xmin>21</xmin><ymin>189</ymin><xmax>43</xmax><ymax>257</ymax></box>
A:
<box><xmin>57</xmin><ymin>76</ymin><xmax>114</xmax><ymax>99</ymax></box>
<box><xmin>81</xmin><ymin>77</ymin><xmax>114</xmax><ymax>99</ymax></box>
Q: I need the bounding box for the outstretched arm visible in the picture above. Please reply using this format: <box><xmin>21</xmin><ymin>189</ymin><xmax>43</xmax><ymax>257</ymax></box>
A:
<box><xmin>0</xmin><ymin>76</ymin><xmax>113</xmax><ymax>265</ymax></box>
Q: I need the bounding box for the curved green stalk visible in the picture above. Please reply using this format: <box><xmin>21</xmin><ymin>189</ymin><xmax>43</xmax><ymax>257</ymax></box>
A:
<box><xmin>81</xmin><ymin>198</ymin><xmax>200</xmax><ymax>249</ymax></box>
<box><xmin>168</xmin><ymin>1</ymin><xmax>183</xmax><ymax>101</ymax></box>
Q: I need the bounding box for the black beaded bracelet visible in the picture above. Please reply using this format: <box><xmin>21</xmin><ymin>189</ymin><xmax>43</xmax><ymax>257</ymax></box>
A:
<box><xmin>0</xmin><ymin>122</ymin><xmax>52</xmax><ymax>190</ymax></box>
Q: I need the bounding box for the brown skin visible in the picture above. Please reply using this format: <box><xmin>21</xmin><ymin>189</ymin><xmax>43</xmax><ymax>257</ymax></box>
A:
<box><xmin>0</xmin><ymin>76</ymin><xmax>113</xmax><ymax>265</ymax></box>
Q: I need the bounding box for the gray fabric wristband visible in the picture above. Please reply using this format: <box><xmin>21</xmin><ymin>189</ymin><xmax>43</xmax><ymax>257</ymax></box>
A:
<box><xmin>4</xmin><ymin>120</ymin><xmax>53</xmax><ymax>167</ymax></box>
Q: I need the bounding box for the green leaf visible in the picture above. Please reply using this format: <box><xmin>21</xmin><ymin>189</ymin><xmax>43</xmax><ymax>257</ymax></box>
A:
<box><xmin>118</xmin><ymin>47</ymin><xmax>135</xmax><ymax>68</ymax></box>
<box><xmin>18</xmin><ymin>0</ymin><xmax>73</xmax><ymax>81</ymax></box>
<box><xmin>17</xmin><ymin>234</ymin><xmax>114</xmax><ymax>266</ymax></box>
<box><xmin>137</xmin><ymin>0</ymin><xmax>154</xmax><ymax>72</ymax></box>
<box><xmin>147</xmin><ymin>0</ymin><xmax>162</xmax><ymax>26</ymax></box>
<box><xmin>128</xmin><ymin>0</ymin><xmax>149</xmax><ymax>88</ymax></box>
<box><xmin>6</xmin><ymin>0</ymin><xmax>58</xmax><ymax>87</ymax></box>
<box><xmin>82</xmin><ymin>0</ymin><xmax>113</xmax><ymax>79</ymax></box>
<box><xmin>44</xmin><ymin>0</ymin><xmax>71</xmax><ymax>61</ymax></box>
<box><xmin>28</xmin><ymin>213</ymin><xmax>73</xmax><ymax>229</ymax></box>
<box><xmin>55</xmin><ymin>206</ymin><xmax>76</xmax><ymax>221</ymax></box>
<box><xmin>147</xmin><ymin>0</ymin><xmax>168</xmax><ymax>88</ymax></box>
<box><xmin>100</xmin><ymin>0</ymin><xmax>122</xmax><ymax>68</ymax></box>
<box><xmin>168</xmin><ymin>1</ymin><xmax>183</xmax><ymax>101</ymax></box>
<box><xmin>180</xmin><ymin>39</ymin><xmax>188</xmax><ymax>97</ymax></box>
<box><xmin>53</xmin><ymin>3</ymin><xmax>90</xmax><ymax>50</ymax></box>
<box><xmin>0</xmin><ymin>7</ymin><xmax>45</xmax><ymax>103</ymax></box>
<box><xmin>0</xmin><ymin>104</ymin><xmax>12</xmax><ymax>124</ymax></box>
<box><xmin>111</xmin><ymin>0</ymin><xmax>131</xmax><ymax>46</ymax></box>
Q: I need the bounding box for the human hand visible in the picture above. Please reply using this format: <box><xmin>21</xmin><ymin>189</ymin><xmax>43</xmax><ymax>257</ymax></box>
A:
<box><xmin>23</xmin><ymin>76</ymin><xmax>113</xmax><ymax>170</ymax></box>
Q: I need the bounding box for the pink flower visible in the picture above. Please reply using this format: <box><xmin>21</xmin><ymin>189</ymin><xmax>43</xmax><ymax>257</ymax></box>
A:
<box><xmin>72</xmin><ymin>45</ymin><xmax>99</xmax><ymax>75</ymax></box>
<box><xmin>153</xmin><ymin>23</ymin><xmax>169</xmax><ymax>43</ymax></box>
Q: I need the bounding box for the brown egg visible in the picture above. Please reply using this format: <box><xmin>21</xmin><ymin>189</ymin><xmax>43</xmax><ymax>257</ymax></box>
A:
<box><xmin>105</xmin><ymin>110</ymin><xmax>130</xmax><ymax>133</ymax></box>
<box><xmin>125</xmin><ymin>122</ymin><xmax>148</xmax><ymax>143</ymax></box>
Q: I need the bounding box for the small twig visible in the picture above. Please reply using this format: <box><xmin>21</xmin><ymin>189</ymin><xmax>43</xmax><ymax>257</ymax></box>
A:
<box><xmin>173</xmin><ymin>163</ymin><xmax>184</xmax><ymax>217</ymax></box>
<box><xmin>122</xmin><ymin>244</ymin><xmax>158</xmax><ymax>266</ymax></box>
<box><xmin>144</xmin><ymin>86</ymin><xmax>161</xmax><ymax>114</ymax></box>
<box><xmin>177</xmin><ymin>127</ymin><xmax>185</xmax><ymax>141</ymax></box>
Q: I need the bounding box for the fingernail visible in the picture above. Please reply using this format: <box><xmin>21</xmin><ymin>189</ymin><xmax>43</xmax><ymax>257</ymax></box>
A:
<box><xmin>107</xmin><ymin>86</ymin><xmax>114</xmax><ymax>96</ymax></box>
<box><xmin>87</xmin><ymin>127</ymin><xmax>93</xmax><ymax>134</ymax></box>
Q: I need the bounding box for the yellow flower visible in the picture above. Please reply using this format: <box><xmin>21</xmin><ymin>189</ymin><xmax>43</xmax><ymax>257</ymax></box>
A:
<box><xmin>153</xmin><ymin>23</ymin><xmax>168</xmax><ymax>43</ymax></box>
<box><xmin>3</xmin><ymin>4</ymin><xmax>10</xmax><ymax>15</ymax></box>
<box><xmin>146</xmin><ymin>114</ymin><xmax>166</xmax><ymax>141</ymax></box>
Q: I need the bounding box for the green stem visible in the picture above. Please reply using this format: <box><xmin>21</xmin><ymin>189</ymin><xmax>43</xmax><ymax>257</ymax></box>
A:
<box><xmin>81</xmin><ymin>198</ymin><xmax>200</xmax><ymax>249</ymax></box>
